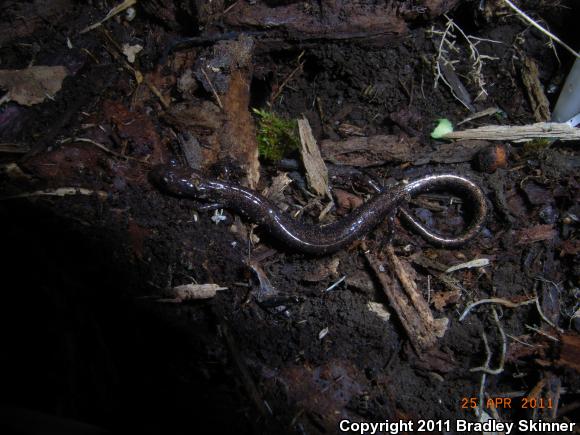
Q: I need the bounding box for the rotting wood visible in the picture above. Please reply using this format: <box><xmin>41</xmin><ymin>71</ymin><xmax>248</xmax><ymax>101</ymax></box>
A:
<box><xmin>190</xmin><ymin>35</ymin><xmax>260</xmax><ymax>187</ymax></box>
<box><xmin>443</xmin><ymin>122</ymin><xmax>580</xmax><ymax>142</ymax></box>
<box><xmin>521</xmin><ymin>56</ymin><xmax>551</xmax><ymax>122</ymax></box>
<box><xmin>320</xmin><ymin>135</ymin><xmax>416</xmax><ymax>167</ymax></box>
<box><xmin>365</xmin><ymin>247</ymin><xmax>448</xmax><ymax>352</ymax></box>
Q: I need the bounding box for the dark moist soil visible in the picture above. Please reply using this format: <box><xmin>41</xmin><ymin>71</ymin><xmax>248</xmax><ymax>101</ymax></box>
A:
<box><xmin>1</xmin><ymin>1</ymin><xmax>579</xmax><ymax>434</ymax></box>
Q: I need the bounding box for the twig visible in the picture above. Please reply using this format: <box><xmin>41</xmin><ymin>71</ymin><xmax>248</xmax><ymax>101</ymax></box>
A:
<box><xmin>324</xmin><ymin>275</ymin><xmax>346</xmax><ymax>292</ymax></box>
<box><xmin>506</xmin><ymin>333</ymin><xmax>535</xmax><ymax>347</ymax></box>
<box><xmin>444</xmin><ymin>122</ymin><xmax>580</xmax><ymax>142</ymax></box>
<box><xmin>80</xmin><ymin>0</ymin><xmax>137</xmax><ymax>34</ymax></box>
<box><xmin>201</xmin><ymin>67</ymin><xmax>223</xmax><ymax>109</ymax></box>
<box><xmin>270</xmin><ymin>53</ymin><xmax>305</xmax><ymax>105</ymax></box>
<box><xmin>60</xmin><ymin>137</ymin><xmax>151</xmax><ymax>164</ymax></box>
<box><xmin>457</xmin><ymin>107</ymin><xmax>501</xmax><ymax>126</ymax></box>
<box><xmin>502</xmin><ymin>0</ymin><xmax>579</xmax><ymax>58</ymax></box>
<box><xmin>526</xmin><ymin>324</ymin><xmax>559</xmax><ymax>342</ymax></box>
<box><xmin>1</xmin><ymin>187</ymin><xmax>108</xmax><ymax>201</ymax></box>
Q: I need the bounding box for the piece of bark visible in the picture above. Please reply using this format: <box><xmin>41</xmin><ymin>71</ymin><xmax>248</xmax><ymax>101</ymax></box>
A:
<box><xmin>167</xmin><ymin>36</ymin><xmax>260</xmax><ymax>186</ymax></box>
<box><xmin>223</xmin><ymin>0</ymin><xmax>407</xmax><ymax>41</ymax></box>
<box><xmin>556</xmin><ymin>333</ymin><xmax>580</xmax><ymax>372</ymax></box>
<box><xmin>177</xmin><ymin>132</ymin><xmax>203</xmax><ymax>169</ymax></box>
<box><xmin>200</xmin><ymin>35</ymin><xmax>260</xmax><ymax>188</ymax></box>
<box><xmin>428</xmin><ymin>140</ymin><xmax>490</xmax><ymax>164</ymax></box>
<box><xmin>298</xmin><ymin>117</ymin><xmax>329</xmax><ymax>196</ymax></box>
<box><xmin>320</xmin><ymin>135</ymin><xmax>416</xmax><ymax>167</ymax></box>
<box><xmin>444</xmin><ymin>123</ymin><xmax>580</xmax><ymax>142</ymax></box>
<box><xmin>366</xmin><ymin>247</ymin><xmax>448</xmax><ymax>352</ymax></box>
<box><xmin>521</xmin><ymin>56</ymin><xmax>551</xmax><ymax>122</ymax></box>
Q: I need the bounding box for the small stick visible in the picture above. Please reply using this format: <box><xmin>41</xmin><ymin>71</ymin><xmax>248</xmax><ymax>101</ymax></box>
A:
<box><xmin>270</xmin><ymin>56</ymin><xmax>305</xmax><ymax>105</ymax></box>
<box><xmin>80</xmin><ymin>0</ymin><xmax>137</xmax><ymax>34</ymax></box>
<box><xmin>526</xmin><ymin>324</ymin><xmax>559</xmax><ymax>342</ymax></box>
<box><xmin>324</xmin><ymin>275</ymin><xmax>346</xmax><ymax>292</ymax></box>
<box><xmin>201</xmin><ymin>67</ymin><xmax>223</xmax><ymax>109</ymax></box>
<box><xmin>1</xmin><ymin>188</ymin><xmax>108</xmax><ymax>201</ymax></box>
<box><xmin>502</xmin><ymin>0</ymin><xmax>579</xmax><ymax>58</ymax></box>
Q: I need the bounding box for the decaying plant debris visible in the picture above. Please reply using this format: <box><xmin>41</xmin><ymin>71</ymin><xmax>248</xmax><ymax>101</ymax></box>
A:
<box><xmin>0</xmin><ymin>0</ymin><xmax>579</xmax><ymax>434</ymax></box>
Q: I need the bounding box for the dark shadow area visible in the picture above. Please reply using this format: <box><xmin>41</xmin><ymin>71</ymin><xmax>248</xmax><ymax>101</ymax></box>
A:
<box><xmin>0</xmin><ymin>201</ymin><xmax>252</xmax><ymax>435</ymax></box>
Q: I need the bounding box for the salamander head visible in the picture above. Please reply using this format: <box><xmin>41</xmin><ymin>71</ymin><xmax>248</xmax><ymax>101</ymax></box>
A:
<box><xmin>150</xmin><ymin>165</ymin><xmax>211</xmax><ymax>199</ymax></box>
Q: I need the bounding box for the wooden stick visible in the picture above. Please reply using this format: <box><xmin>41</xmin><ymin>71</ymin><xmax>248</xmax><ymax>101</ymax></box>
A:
<box><xmin>444</xmin><ymin>122</ymin><xmax>580</xmax><ymax>142</ymax></box>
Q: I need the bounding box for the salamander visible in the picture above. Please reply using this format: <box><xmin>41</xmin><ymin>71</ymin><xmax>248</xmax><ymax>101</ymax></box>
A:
<box><xmin>150</xmin><ymin>165</ymin><xmax>487</xmax><ymax>255</ymax></box>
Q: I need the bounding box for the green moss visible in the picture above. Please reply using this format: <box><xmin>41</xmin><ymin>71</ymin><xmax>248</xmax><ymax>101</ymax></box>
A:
<box><xmin>253</xmin><ymin>108</ymin><xmax>299</xmax><ymax>161</ymax></box>
<box><xmin>523</xmin><ymin>138</ymin><xmax>552</xmax><ymax>155</ymax></box>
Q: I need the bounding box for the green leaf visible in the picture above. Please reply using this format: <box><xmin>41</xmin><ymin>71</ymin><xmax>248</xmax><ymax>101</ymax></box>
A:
<box><xmin>430</xmin><ymin>118</ymin><xmax>454</xmax><ymax>139</ymax></box>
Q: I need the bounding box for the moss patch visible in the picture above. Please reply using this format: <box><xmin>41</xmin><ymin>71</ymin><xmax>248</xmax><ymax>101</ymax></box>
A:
<box><xmin>253</xmin><ymin>108</ymin><xmax>299</xmax><ymax>161</ymax></box>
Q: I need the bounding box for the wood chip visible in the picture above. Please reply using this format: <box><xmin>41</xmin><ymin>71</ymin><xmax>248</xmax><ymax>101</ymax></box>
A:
<box><xmin>298</xmin><ymin>117</ymin><xmax>329</xmax><ymax>196</ymax></box>
<box><xmin>165</xmin><ymin>283</ymin><xmax>228</xmax><ymax>301</ymax></box>
<box><xmin>367</xmin><ymin>302</ymin><xmax>391</xmax><ymax>322</ymax></box>
<box><xmin>446</xmin><ymin>258</ymin><xmax>490</xmax><ymax>273</ymax></box>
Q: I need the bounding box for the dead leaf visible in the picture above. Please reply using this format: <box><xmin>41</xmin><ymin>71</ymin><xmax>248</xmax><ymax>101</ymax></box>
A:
<box><xmin>431</xmin><ymin>289</ymin><xmax>461</xmax><ymax>310</ymax></box>
<box><xmin>515</xmin><ymin>224</ymin><xmax>557</xmax><ymax>245</ymax></box>
<box><xmin>333</xmin><ymin>189</ymin><xmax>363</xmax><ymax>215</ymax></box>
<box><xmin>0</xmin><ymin>65</ymin><xmax>69</xmax><ymax>106</ymax></box>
